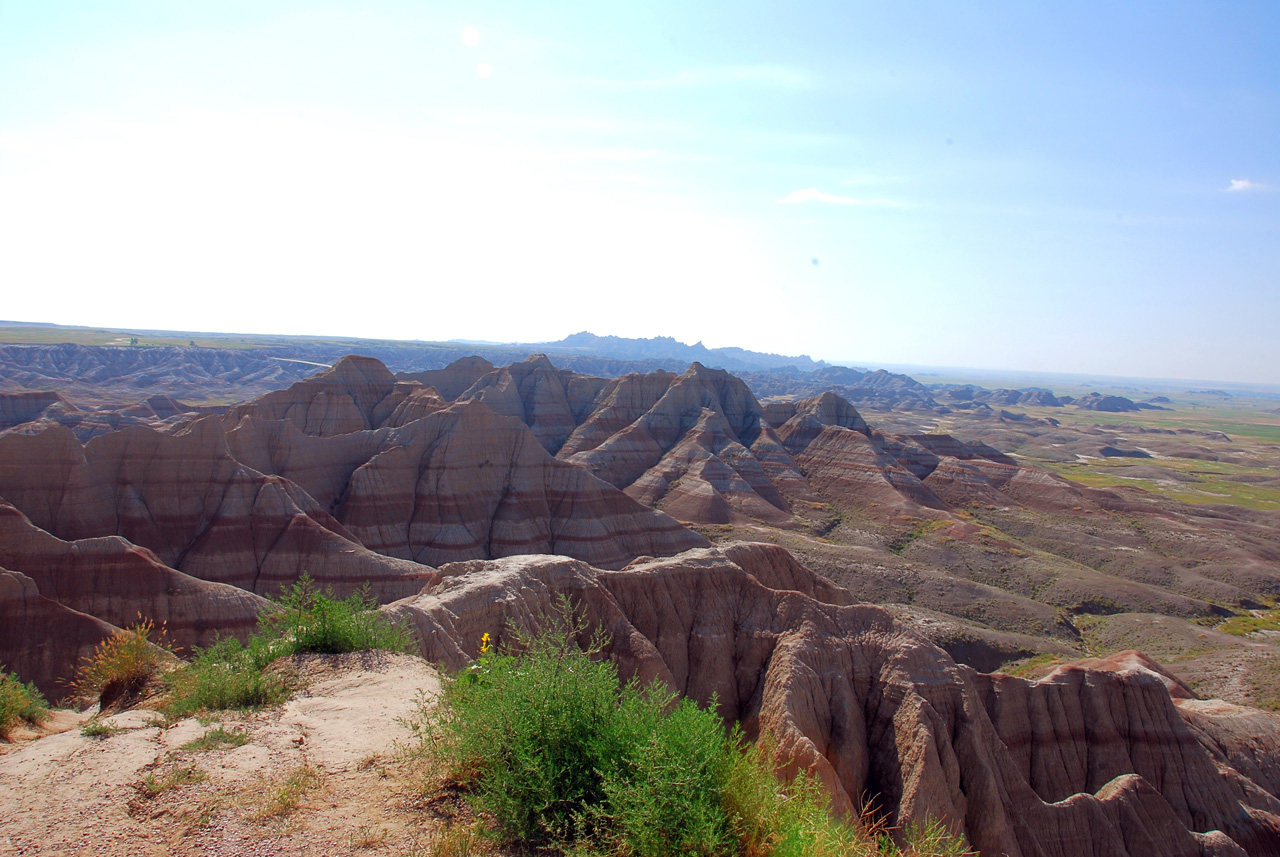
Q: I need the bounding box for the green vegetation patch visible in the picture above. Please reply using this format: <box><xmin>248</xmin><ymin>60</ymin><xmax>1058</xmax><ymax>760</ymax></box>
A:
<box><xmin>1044</xmin><ymin>459</ymin><xmax>1280</xmax><ymax>511</ymax></box>
<box><xmin>1218</xmin><ymin>607</ymin><xmax>1280</xmax><ymax>637</ymax></box>
<box><xmin>0</xmin><ymin>670</ymin><xmax>50</xmax><ymax>739</ymax></box>
<box><xmin>80</xmin><ymin>720</ymin><xmax>122</xmax><ymax>738</ymax></box>
<box><xmin>165</xmin><ymin>574</ymin><xmax>416</xmax><ymax>718</ymax></box>
<box><xmin>998</xmin><ymin>653</ymin><xmax>1066</xmax><ymax>678</ymax></box>
<box><xmin>887</xmin><ymin>518</ymin><xmax>949</xmax><ymax>555</ymax></box>
<box><xmin>416</xmin><ymin>600</ymin><xmax>970</xmax><ymax>857</ymax></box>
<box><xmin>180</xmin><ymin>725</ymin><xmax>251</xmax><ymax>752</ymax></box>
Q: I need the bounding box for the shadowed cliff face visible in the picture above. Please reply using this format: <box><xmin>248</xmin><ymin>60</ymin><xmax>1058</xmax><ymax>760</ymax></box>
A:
<box><xmin>389</xmin><ymin>543</ymin><xmax>1280</xmax><ymax>857</ymax></box>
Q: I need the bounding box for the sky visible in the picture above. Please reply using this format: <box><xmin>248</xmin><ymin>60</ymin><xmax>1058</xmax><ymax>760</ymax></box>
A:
<box><xmin>0</xmin><ymin>1</ymin><xmax>1277</xmax><ymax>383</ymax></box>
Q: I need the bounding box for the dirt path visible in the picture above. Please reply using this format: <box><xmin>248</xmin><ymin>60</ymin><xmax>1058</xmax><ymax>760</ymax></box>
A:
<box><xmin>0</xmin><ymin>652</ymin><xmax>452</xmax><ymax>857</ymax></box>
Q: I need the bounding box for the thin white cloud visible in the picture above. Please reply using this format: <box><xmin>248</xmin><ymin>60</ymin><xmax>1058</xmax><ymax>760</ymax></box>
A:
<box><xmin>842</xmin><ymin>175</ymin><xmax>906</xmax><ymax>186</ymax></box>
<box><xmin>589</xmin><ymin>65</ymin><xmax>813</xmax><ymax>91</ymax></box>
<box><xmin>1227</xmin><ymin>178</ymin><xmax>1263</xmax><ymax>192</ymax></box>
<box><xmin>778</xmin><ymin>187</ymin><xmax>896</xmax><ymax>206</ymax></box>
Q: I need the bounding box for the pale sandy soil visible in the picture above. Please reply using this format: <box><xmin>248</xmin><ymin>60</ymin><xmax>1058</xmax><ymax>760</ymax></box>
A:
<box><xmin>0</xmin><ymin>652</ymin><xmax>477</xmax><ymax>857</ymax></box>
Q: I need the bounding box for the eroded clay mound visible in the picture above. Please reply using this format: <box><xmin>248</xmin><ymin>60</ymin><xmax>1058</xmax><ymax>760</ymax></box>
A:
<box><xmin>0</xmin><ymin>569</ymin><xmax>118</xmax><ymax>701</ymax></box>
<box><xmin>388</xmin><ymin>542</ymin><xmax>1280</xmax><ymax>857</ymax></box>
<box><xmin>0</xmin><ymin>501</ymin><xmax>267</xmax><ymax>654</ymax></box>
<box><xmin>0</xmin><ymin>420</ymin><xmax>434</xmax><ymax>599</ymax></box>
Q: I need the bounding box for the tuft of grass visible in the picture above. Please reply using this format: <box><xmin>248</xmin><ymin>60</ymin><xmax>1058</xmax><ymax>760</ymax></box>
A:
<box><xmin>80</xmin><ymin>720</ymin><xmax>122</xmax><ymax>738</ymax></box>
<box><xmin>256</xmin><ymin>765</ymin><xmax>323</xmax><ymax>819</ymax></box>
<box><xmin>348</xmin><ymin>823</ymin><xmax>390</xmax><ymax>850</ymax></box>
<box><xmin>881</xmin><ymin>820</ymin><xmax>972</xmax><ymax>856</ymax></box>
<box><xmin>722</xmin><ymin>735</ymin><xmax>870</xmax><ymax>857</ymax></box>
<box><xmin>141</xmin><ymin>764</ymin><xmax>208</xmax><ymax>796</ymax></box>
<box><xmin>72</xmin><ymin>618</ymin><xmax>172</xmax><ymax>706</ymax></box>
<box><xmin>0</xmin><ymin>670</ymin><xmax>49</xmax><ymax>739</ymax></box>
<box><xmin>417</xmin><ymin>599</ymin><xmax>971</xmax><ymax>857</ymax></box>
<box><xmin>420</xmin><ymin>822</ymin><xmax>494</xmax><ymax>857</ymax></box>
<box><xmin>180</xmin><ymin>725</ymin><xmax>250</xmax><ymax>752</ymax></box>
<box><xmin>164</xmin><ymin>637</ymin><xmax>291</xmax><ymax>718</ymax></box>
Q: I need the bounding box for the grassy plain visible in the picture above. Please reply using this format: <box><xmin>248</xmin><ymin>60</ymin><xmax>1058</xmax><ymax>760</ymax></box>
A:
<box><xmin>0</xmin><ymin>322</ymin><xmax>461</xmax><ymax>353</ymax></box>
<box><xmin>1042</xmin><ymin>458</ymin><xmax>1280</xmax><ymax>511</ymax></box>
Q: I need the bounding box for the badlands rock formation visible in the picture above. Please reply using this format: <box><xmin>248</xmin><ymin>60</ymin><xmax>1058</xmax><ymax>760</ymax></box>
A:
<box><xmin>390</xmin><ymin>543</ymin><xmax>1280</xmax><ymax>857</ymax></box>
<box><xmin>0</xmin><ymin>356</ymin><xmax>705</xmax><ymax>696</ymax></box>
<box><xmin>3</xmin><ymin>350</ymin><xmax>1280</xmax><ymax>854</ymax></box>
<box><xmin>426</xmin><ymin>354</ymin><xmax>1097</xmax><ymax>527</ymax></box>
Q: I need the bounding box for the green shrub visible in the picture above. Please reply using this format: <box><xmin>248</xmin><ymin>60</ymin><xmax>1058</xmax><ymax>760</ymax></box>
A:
<box><xmin>259</xmin><ymin>575</ymin><xmax>416</xmax><ymax>657</ymax></box>
<box><xmin>428</xmin><ymin>610</ymin><xmax>625</xmax><ymax>846</ymax></box>
<box><xmin>722</xmin><ymin>736</ymin><xmax>868</xmax><ymax>857</ymax></box>
<box><xmin>0</xmin><ymin>670</ymin><xmax>49</xmax><ymax>739</ymax></box>
<box><xmin>417</xmin><ymin>601</ymin><xmax>946</xmax><ymax>857</ymax></box>
<box><xmin>602</xmin><ymin>692</ymin><xmax>736</xmax><ymax>856</ymax></box>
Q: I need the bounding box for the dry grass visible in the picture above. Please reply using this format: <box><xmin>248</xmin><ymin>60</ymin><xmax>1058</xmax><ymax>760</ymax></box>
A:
<box><xmin>72</xmin><ymin>618</ymin><xmax>173</xmax><ymax>707</ymax></box>
<box><xmin>254</xmin><ymin>765</ymin><xmax>324</xmax><ymax>819</ymax></box>
<box><xmin>141</xmin><ymin>764</ymin><xmax>208</xmax><ymax>797</ymax></box>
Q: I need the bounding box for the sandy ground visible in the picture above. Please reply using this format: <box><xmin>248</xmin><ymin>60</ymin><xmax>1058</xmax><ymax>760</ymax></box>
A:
<box><xmin>0</xmin><ymin>651</ymin><xmax>466</xmax><ymax>857</ymax></box>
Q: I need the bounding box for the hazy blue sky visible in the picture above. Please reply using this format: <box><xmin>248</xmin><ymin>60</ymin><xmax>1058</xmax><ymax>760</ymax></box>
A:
<box><xmin>1</xmin><ymin>1</ymin><xmax>1276</xmax><ymax>382</ymax></box>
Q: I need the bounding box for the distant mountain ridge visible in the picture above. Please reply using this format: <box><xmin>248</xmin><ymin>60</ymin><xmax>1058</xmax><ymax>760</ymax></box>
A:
<box><xmin>529</xmin><ymin>331</ymin><xmax>833</xmax><ymax>373</ymax></box>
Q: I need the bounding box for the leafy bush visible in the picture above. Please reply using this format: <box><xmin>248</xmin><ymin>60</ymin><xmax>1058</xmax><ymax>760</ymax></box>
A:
<box><xmin>72</xmin><ymin>618</ymin><xmax>172</xmax><ymax>706</ymax></box>
<box><xmin>722</xmin><ymin>736</ymin><xmax>868</xmax><ymax>857</ymax></box>
<box><xmin>164</xmin><ymin>574</ymin><xmax>412</xmax><ymax>717</ymax></box>
<box><xmin>0</xmin><ymin>670</ymin><xmax>49</xmax><ymax>739</ymax></box>
<box><xmin>417</xmin><ymin>601</ymin><xmax>964</xmax><ymax>857</ymax></box>
<box><xmin>428</xmin><ymin>611</ymin><xmax>625</xmax><ymax>846</ymax></box>
<box><xmin>602</xmin><ymin>690</ymin><xmax>736</xmax><ymax>856</ymax></box>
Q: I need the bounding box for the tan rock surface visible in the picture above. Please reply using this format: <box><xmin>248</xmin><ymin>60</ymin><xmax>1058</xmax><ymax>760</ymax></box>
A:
<box><xmin>0</xmin><ymin>652</ymin><xmax>442</xmax><ymax>857</ymax></box>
